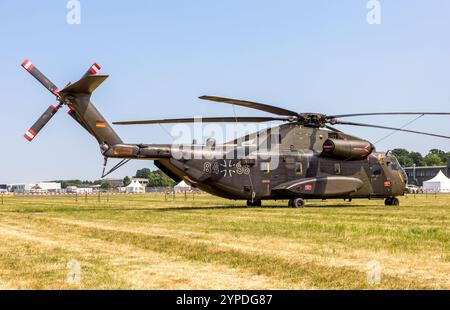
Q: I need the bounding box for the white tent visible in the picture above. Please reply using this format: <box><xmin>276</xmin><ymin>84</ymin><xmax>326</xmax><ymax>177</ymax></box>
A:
<box><xmin>126</xmin><ymin>181</ymin><xmax>145</xmax><ymax>193</ymax></box>
<box><xmin>174</xmin><ymin>180</ymin><xmax>191</xmax><ymax>192</ymax></box>
<box><xmin>423</xmin><ymin>170</ymin><xmax>450</xmax><ymax>193</ymax></box>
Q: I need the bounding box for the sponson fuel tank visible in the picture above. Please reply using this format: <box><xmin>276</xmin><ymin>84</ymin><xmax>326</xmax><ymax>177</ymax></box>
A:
<box><xmin>321</xmin><ymin>139</ymin><xmax>374</xmax><ymax>160</ymax></box>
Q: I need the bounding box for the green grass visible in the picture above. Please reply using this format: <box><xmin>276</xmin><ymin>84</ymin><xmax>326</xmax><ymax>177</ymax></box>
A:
<box><xmin>0</xmin><ymin>193</ymin><xmax>448</xmax><ymax>289</ymax></box>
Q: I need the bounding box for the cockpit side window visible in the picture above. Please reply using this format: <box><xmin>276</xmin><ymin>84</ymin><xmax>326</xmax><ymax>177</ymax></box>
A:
<box><xmin>389</xmin><ymin>161</ymin><xmax>399</xmax><ymax>170</ymax></box>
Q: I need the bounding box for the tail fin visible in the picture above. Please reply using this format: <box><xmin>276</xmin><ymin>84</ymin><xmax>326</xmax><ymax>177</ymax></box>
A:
<box><xmin>59</xmin><ymin>75</ymin><xmax>123</xmax><ymax>148</ymax></box>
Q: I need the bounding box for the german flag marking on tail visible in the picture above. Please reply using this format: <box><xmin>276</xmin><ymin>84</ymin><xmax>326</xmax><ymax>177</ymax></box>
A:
<box><xmin>95</xmin><ymin>121</ymin><xmax>106</xmax><ymax>128</ymax></box>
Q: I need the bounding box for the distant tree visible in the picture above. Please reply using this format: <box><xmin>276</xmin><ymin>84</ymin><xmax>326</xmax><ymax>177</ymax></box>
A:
<box><xmin>391</xmin><ymin>149</ymin><xmax>413</xmax><ymax>167</ymax></box>
<box><xmin>135</xmin><ymin>168</ymin><xmax>152</xmax><ymax>179</ymax></box>
<box><xmin>100</xmin><ymin>182</ymin><xmax>112</xmax><ymax>190</ymax></box>
<box><xmin>123</xmin><ymin>176</ymin><xmax>131</xmax><ymax>186</ymax></box>
<box><xmin>424</xmin><ymin>153</ymin><xmax>444</xmax><ymax>166</ymax></box>
<box><xmin>429</xmin><ymin>149</ymin><xmax>448</xmax><ymax>164</ymax></box>
<box><xmin>410</xmin><ymin>152</ymin><xmax>426</xmax><ymax>166</ymax></box>
<box><xmin>147</xmin><ymin>170</ymin><xmax>176</xmax><ymax>187</ymax></box>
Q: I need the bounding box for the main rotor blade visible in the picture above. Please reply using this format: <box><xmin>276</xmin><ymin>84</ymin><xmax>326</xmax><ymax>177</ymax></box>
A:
<box><xmin>328</xmin><ymin>112</ymin><xmax>450</xmax><ymax>119</ymax></box>
<box><xmin>334</xmin><ymin>120</ymin><xmax>450</xmax><ymax>139</ymax></box>
<box><xmin>324</xmin><ymin>125</ymin><xmax>343</xmax><ymax>133</ymax></box>
<box><xmin>113</xmin><ymin>116</ymin><xmax>288</xmax><ymax>125</ymax></box>
<box><xmin>21</xmin><ymin>59</ymin><xmax>60</xmax><ymax>97</ymax></box>
<box><xmin>199</xmin><ymin>96</ymin><xmax>298</xmax><ymax>117</ymax></box>
<box><xmin>24</xmin><ymin>105</ymin><xmax>61</xmax><ymax>142</ymax></box>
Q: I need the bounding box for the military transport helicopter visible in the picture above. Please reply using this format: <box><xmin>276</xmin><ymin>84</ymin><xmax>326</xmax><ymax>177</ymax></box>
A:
<box><xmin>21</xmin><ymin>60</ymin><xmax>450</xmax><ymax>207</ymax></box>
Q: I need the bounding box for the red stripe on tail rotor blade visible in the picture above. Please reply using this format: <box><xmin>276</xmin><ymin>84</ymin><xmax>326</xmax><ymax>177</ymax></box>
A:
<box><xmin>89</xmin><ymin>63</ymin><xmax>101</xmax><ymax>74</ymax></box>
<box><xmin>24</xmin><ymin>129</ymin><xmax>36</xmax><ymax>142</ymax></box>
<box><xmin>50</xmin><ymin>105</ymin><xmax>59</xmax><ymax>112</ymax></box>
<box><xmin>52</xmin><ymin>88</ymin><xmax>59</xmax><ymax>96</ymax></box>
<box><xmin>21</xmin><ymin>59</ymin><xmax>34</xmax><ymax>71</ymax></box>
<box><xmin>24</xmin><ymin>134</ymin><xmax>33</xmax><ymax>141</ymax></box>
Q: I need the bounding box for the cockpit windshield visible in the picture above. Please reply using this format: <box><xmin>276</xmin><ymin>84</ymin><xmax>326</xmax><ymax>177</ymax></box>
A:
<box><xmin>390</xmin><ymin>156</ymin><xmax>408</xmax><ymax>183</ymax></box>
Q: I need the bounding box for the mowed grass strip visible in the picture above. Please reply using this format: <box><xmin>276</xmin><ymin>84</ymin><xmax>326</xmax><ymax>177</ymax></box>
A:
<box><xmin>0</xmin><ymin>193</ymin><xmax>448</xmax><ymax>289</ymax></box>
<box><xmin>0</xmin><ymin>215</ymin><xmax>425</xmax><ymax>289</ymax></box>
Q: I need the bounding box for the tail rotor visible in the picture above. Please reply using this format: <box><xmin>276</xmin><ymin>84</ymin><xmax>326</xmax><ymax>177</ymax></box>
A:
<box><xmin>21</xmin><ymin>60</ymin><xmax>101</xmax><ymax>142</ymax></box>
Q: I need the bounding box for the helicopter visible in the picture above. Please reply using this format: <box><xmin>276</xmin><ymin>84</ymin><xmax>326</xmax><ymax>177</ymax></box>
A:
<box><xmin>21</xmin><ymin>60</ymin><xmax>450</xmax><ymax>208</ymax></box>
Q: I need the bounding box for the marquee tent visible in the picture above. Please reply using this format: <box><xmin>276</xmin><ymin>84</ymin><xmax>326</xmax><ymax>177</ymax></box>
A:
<box><xmin>422</xmin><ymin>170</ymin><xmax>450</xmax><ymax>193</ymax></box>
<box><xmin>126</xmin><ymin>181</ymin><xmax>145</xmax><ymax>193</ymax></box>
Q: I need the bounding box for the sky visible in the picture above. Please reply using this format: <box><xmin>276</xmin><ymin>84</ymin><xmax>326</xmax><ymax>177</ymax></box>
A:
<box><xmin>0</xmin><ymin>0</ymin><xmax>449</xmax><ymax>183</ymax></box>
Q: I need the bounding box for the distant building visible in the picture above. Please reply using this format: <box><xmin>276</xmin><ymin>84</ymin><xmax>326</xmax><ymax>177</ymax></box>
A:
<box><xmin>8</xmin><ymin>184</ymin><xmax>27</xmax><ymax>193</ymax></box>
<box><xmin>131</xmin><ymin>178</ymin><xmax>149</xmax><ymax>187</ymax></box>
<box><xmin>0</xmin><ymin>184</ymin><xmax>8</xmax><ymax>193</ymax></box>
<box><xmin>7</xmin><ymin>182</ymin><xmax>61</xmax><ymax>193</ymax></box>
<box><xmin>67</xmin><ymin>186</ymin><xmax>93</xmax><ymax>194</ymax></box>
<box><xmin>404</xmin><ymin>160</ymin><xmax>450</xmax><ymax>186</ymax></box>
<box><xmin>102</xmin><ymin>178</ymin><xmax>124</xmax><ymax>188</ymax></box>
<box><xmin>34</xmin><ymin>182</ymin><xmax>61</xmax><ymax>192</ymax></box>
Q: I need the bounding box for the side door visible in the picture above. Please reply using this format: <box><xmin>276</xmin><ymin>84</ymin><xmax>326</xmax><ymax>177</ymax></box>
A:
<box><xmin>369</xmin><ymin>159</ymin><xmax>391</xmax><ymax>196</ymax></box>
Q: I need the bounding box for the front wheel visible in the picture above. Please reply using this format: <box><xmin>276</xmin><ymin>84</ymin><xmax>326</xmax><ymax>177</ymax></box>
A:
<box><xmin>385</xmin><ymin>197</ymin><xmax>399</xmax><ymax>206</ymax></box>
<box><xmin>289</xmin><ymin>198</ymin><xmax>305</xmax><ymax>208</ymax></box>
<box><xmin>391</xmin><ymin>197</ymin><xmax>399</xmax><ymax>206</ymax></box>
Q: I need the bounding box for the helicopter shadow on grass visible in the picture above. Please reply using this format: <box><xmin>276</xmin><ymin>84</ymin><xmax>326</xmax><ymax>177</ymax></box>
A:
<box><xmin>3</xmin><ymin>201</ymin><xmax>376</xmax><ymax>214</ymax></box>
<box><xmin>84</xmin><ymin>202</ymin><xmax>369</xmax><ymax>213</ymax></box>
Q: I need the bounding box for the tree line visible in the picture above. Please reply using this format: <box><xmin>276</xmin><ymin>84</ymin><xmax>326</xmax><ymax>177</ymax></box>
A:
<box><xmin>391</xmin><ymin>149</ymin><xmax>450</xmax><ymax>167</ymax></box>
<box><xmin>52</xmin><ymin>168</ymin><xmax>176</xmax><ymax>189</ymax></box>
<box><xmin>125</xmin><ymin>168</ymin><xmax>176</xmax><ymax>187</ymax></box>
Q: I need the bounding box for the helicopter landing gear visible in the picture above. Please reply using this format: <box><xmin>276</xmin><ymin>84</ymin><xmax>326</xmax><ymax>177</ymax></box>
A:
<box><xmin>289</xmin><ymin>198</ymin><xmax>305</xmax><ymax>208</ymax></box>
<box><xmin>246</xmin><ymin>199</ymin><xmax>261</xmax><ymax>207</ymax></box>
<box><xmin>385</xmin><ymin>197</ymin><xmax>399</xmax><ymax>206</ymax></box>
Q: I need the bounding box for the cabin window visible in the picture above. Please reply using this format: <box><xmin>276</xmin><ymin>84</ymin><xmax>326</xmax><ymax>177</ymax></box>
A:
<box><xmin>334</xmin><ymin>163</ymin><xmax>341</xmax><ymax>175</ymax></box>
<box><xmin>328</xmin><ymin>132</ymin><xmax>340</xmax><ymax>140</ymax></box>
<box><xmin>295</xmin><ymin>162</ymin><xmax>303</xmax><ymax>175</ymax></box>
<box><xmin>260</xmin><ymin>162</ymin><xmax>270</xmax><ymax>174</ymax></box>
<box><xmin>372</xmin><ymin>164</ymin><xmax>382</xmax><ymax>175</ymax></box>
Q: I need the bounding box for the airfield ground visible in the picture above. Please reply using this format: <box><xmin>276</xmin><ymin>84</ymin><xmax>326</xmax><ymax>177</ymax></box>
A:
<box><xmin>0</xmin><ymin>193</ymin><xmax>448</xmax><ymax>289</ymax></box>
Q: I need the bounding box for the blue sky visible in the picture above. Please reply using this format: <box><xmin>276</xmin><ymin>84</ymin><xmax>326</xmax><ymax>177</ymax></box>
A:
<box><xmin>0</xmin><ymin>0</ymin><xmax>449</xmax><ymax>183</ymax></box>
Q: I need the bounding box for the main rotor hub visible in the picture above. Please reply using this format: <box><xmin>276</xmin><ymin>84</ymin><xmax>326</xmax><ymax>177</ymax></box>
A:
<box><xmin>297</xmin><ymin>113</ymin><xmax>328</xmax><ymax>127</ymax></box>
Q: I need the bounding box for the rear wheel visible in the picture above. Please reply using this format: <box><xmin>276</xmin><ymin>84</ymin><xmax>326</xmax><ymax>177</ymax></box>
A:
<box><xmin>246</xmin><ymin>199</ymin><xmax>261</xmax><ymax>207</ymax></box>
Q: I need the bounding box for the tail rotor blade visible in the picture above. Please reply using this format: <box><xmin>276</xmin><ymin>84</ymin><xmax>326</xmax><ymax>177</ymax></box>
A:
<box><xmin>21</xmin><ymin>59</ymin><xmax>60</xmax><ymax>97</ymax></box>
<box><xmin>24</xmin><ymin>105</ymin><xmax>61</xmax><ymax>142</ymax></box>
<box><xmin>82</xmin><ymin>63</ymin><xmax>101</xmax><ymax>78</ymax></box>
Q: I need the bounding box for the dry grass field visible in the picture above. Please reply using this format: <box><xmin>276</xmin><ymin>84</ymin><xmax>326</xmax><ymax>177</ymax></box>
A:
<box><xmin>0</xmin><ymin>193</ymin><xmax>448</xmax><ymax>289</ymax></box>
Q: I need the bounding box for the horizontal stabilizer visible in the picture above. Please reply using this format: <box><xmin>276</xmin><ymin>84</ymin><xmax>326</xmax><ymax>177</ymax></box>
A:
<box><xmin>61</xmin><ymin>75</ymin><xmax>109</xmax><ymax>94</ymax></box>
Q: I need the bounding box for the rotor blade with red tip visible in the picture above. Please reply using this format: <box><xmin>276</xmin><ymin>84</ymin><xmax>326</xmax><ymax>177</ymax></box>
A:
<box><xmin>82</xmin><ymin>63</ymin><xmax>101</xmax><ymax>78</ymax></box>
<box><xmin>21</xmin><ymin>59</ymin><xmax>60</xmax><ymax>97</ymax></box>
<box><xmin>23</xmin><ymin>105</ymin><xmax>61</xmax><ymax>142</ymax></box>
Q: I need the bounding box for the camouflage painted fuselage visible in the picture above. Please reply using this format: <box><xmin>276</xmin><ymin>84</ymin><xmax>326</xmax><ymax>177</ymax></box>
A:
<box><xmin>106</xmin><ymin>124</ymin><xmax>407</xmax><ymax>201</ymax></box>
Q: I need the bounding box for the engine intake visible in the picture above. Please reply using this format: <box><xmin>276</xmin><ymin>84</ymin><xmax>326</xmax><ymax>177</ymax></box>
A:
<box><xmin>322</xmin><ymin>139</ymin><xmax>374</xmax><ymax>160</ymax></box>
